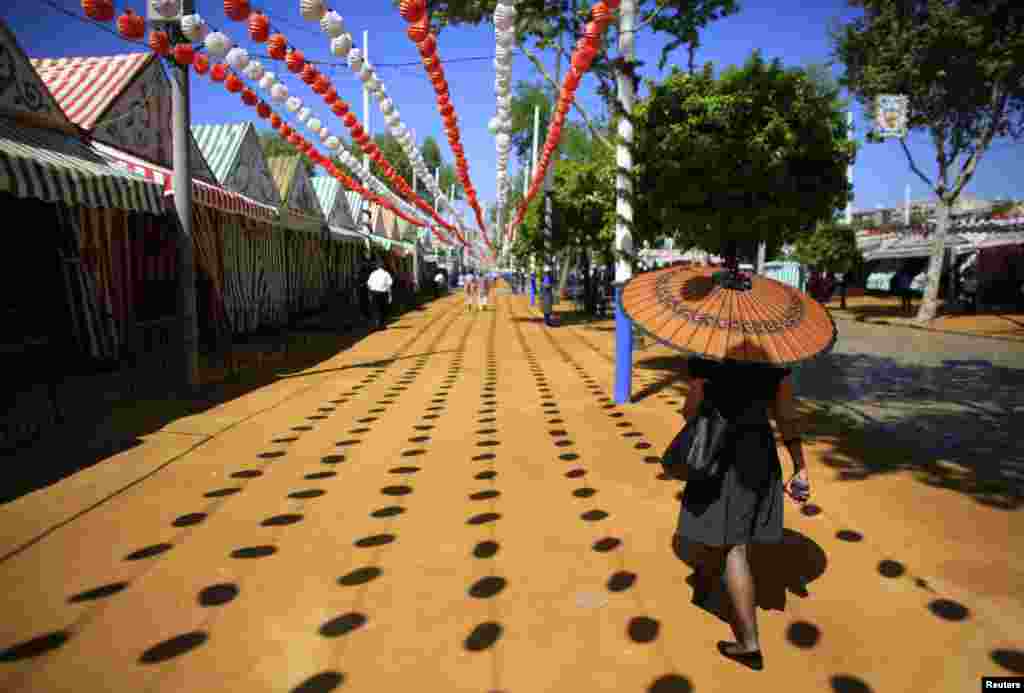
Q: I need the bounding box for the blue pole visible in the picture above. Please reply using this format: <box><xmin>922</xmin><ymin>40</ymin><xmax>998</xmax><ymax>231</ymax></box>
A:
<box><xmin>530</xmin><ymin>275</ymin><xmax>536</xmax><ymax>306</ymax></box>
<box><xmin>614</xmin><ymin>284</ymin><xmax>633</xmax><ymax>404</ymax></box>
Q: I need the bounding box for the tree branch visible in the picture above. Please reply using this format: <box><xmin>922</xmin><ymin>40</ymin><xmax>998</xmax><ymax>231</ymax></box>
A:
<box><xmin>950</xmin><ymin>85</ymin><xmax>1010</xmax><ymax>201</ymax></box>
<box><xmin>636</xmin><ymin>2</ymin><xmax>667</xmax><ymax>31</ymax></box>
<box><xmin>519</xmin><ymin>42</ymin><xmax>615</xmax><ymax>152</ymax></box>
<box><xmin>898</xmin><ymin>137</ymin><xmax>936</xmax><ymax>191</ymax></box>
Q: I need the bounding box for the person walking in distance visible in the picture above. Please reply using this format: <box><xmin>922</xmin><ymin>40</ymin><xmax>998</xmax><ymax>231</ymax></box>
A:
<box><xmin>434</xmin><ymin>270</ymin><xmax>445</xmax><ymax>298</ymax></box>
<box><xmin>367</xmin><ymin>261</ymin><xmax>393</xmax><ymax>330</ymax></box>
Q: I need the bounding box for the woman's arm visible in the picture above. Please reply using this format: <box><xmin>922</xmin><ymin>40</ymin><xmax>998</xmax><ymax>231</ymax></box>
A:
<box><xmin>772</xmin><ymin>376</ymin><xmax>806</xmax><ymax>472</ymax></box>
<box><xmin>682</xmin><ymin>377</ymin><xmax>705</xmax><ymax>421</ymax></box>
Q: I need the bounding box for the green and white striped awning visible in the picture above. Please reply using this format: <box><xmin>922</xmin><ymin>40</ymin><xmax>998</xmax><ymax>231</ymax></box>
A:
<box><xmin>0</xmin><ymin>118</ymin><xmax>164</xmax><ymax>214</ymax></box>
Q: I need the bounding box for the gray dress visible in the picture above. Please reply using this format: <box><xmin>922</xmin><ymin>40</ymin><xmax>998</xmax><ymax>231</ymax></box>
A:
<box><xmin>675</xmin><ymin>357</ymin><xmax>791</xmax><ymax>546</ymax></box>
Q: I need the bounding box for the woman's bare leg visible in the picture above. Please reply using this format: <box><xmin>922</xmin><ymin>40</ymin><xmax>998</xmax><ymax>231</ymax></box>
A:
<box><xmin>723</xmin><ymin>543</ymin><xmax>760</xmax><ymax>652</ymax></box>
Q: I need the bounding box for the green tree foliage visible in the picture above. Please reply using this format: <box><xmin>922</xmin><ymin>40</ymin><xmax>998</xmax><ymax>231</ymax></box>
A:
<box><xmin>793</xmin><ymin>221</ymin><xmax>863</xmax><ymax>275</ymax></box>
<box><xmin>633</xmin><ymin>52</ymin><xmax>855</xmax><ymax>257</ymax></box>
<box><xmin>830</xmin><ymin>0</ymin><xmax>1024</xmax><ymax>322</ymax></box>
<box><xmin>258</xmin><ymin>131</ymin><xmax>315</xmax><ymax>177</ymax></box>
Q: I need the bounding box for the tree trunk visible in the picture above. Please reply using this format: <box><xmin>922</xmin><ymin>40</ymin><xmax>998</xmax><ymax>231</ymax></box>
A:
<box><xmin>557</xmin><ymin>247</ymin><xmax>573</xmax><ymax>300</ymax></box>
<box><xmin>583</xmin><ymin>250</ymin><xmax>594</xmax><ymax>315</ymax></box>
<box><xmin>915</xmin><ymin>199</ymin><xmax>950</xmax><ymax>323</ymax></box>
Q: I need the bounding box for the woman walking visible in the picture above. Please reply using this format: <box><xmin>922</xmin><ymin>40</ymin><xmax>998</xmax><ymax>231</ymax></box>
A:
<box><xmin>479</xmin><ymin>274</ymin><xmax>490</xmax><ymax>311</ymax></box>
<box><xmin>618</xmin><ymin>242</ymin><xmax>834</xmax><ymax>672</ymax></box>
<box><xmin>464</xmin><ymin>274</ymin><xmax>476</xmax><ymax>313</ymax></box>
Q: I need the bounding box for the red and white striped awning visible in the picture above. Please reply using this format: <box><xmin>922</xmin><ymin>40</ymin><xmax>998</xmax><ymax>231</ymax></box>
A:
<box><xmin>31</xmin><ymin>54</ymin><xmax>152</xmax><ymax>131</ymax></box>
<box><xmin>92</xmin><ymin>142</ymin><xmax>278</xmax><ymax>222</ymax></box>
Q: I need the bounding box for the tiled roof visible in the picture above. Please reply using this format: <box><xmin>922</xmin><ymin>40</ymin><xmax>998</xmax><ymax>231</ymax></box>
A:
<box><xmin>30</xmin><ymin>53</ymin><xmax>151</xmax><ymax>131</ymax></box>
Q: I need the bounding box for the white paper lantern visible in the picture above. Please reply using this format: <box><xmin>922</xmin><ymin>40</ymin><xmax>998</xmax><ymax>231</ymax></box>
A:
<box><xmin>385</xmin><ymin>112</ymin><xmax>400</xmax><ymax>128</ymax></box>
<box><xmin>497</xmin><ymin>30</ymin><xmax>515</xmax><ymax>49</ymax></box>
<box><xmin>493</xmin><ymin>57</ymin><xmax>510</xmax><ymax>71</ymax></box>
<box><xmin>308</xmin><ymin>118</ymin><xmax>322</xmax><ymax>132</ymax></box>
<box><xmin>347</xmin><ymin>48</ymin><xmax>363</xmax><ymax>71</ymax></box>
<box><xmin>300</xmin><ymin>0</ymin><xmax>325</xmax><ymax>22</ymax></box>
<box><xmin>244</xmin><ymin>60</ymin><xmax>264</xmax><ymax>80</ymax></box>
<box><xmin>393</xmin><ymin>124</ymin><xmax>407</xmax><ymax>139</ymax></box>
<box><xmin>320</xmin><ymin>10</ymin><xmax>344</xmax><ymax>37</ymax></box>
<box><xmin>151</xmin><ymin>0</ymin><xmax>178</xmax><ymax>19</ymax></box>
<box><xmin>299</xmin><ymin>107</ymin><xmax>312</xmax><ymax>123</ymax></box>
<box><xmin>331</xmin><ymin>34</ymin><xmax>353</xmax><ymax>58</ymax></box>
<box><xmin>205</xmin><ymin>32</ymin><xmax>232</xmax><ymax>59</ymax></box>
<box><xmin>225</xmin><ymin>47</ymin><xmax>250</xmax><ymax>71</ymax></box>
<box><xmin>180</xmin><ymin>14</ymin><xmax>209</xmax><ymax>42</ymax></box>
<box><xmin>488</xmin><ymin>117</ymin><xmax>501</xmax><ymax>135</ymax></box>
<box><xmin>325</xmin><ymin>136</ymin><xmax>340</xmax><ymax>150</ymax></box>
<box><xmin>359</xmin><ymin>64</ymin><xmax>373</xmax><ymax>82</ymax></box>
<box><xmin>271</xmin><ymin>84</ymin><xmax>289</xmax><ymax>103</ymax></box>
<box><xmin>320</xmin><ymin>127</ymin><xmax>330</xmax><ymax>139</ymax></box>
<box><xmin>379</xmin><ymin>98</ymin><xmax>395</xmax><ymax>115</ymax></box>
<box><xmin>496</xmin><ymin>134</ymin><xmax>510</xmax><ymax>149</ymax></box>
<box><xmin>286</xmin><ymin>96</ymin><xmax>302</xmax><ymax>112</ymax></box>
<box><xmin>259</xmin><ymin>72</ymin><xmax>277</xmax><ymax>90</ymax></box>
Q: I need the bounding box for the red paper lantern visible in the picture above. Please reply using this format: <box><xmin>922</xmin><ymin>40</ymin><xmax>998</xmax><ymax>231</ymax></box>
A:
<box><xmin>192</xmin><ymin>53</ymin><xmax>210</xmax><ymax>75</ymax></box>
<box><xmin>241</xmin><ymin>88</ymin><xmax>258</xmax><ymax>106</ymax></box>
<box><xmin>172</xmin><ymin>43</ymin><xmax>194</xmax><ymax>66</ymax></box>
<box><xmin>407</xmin><ymin>18</ymin><xmax>429</xmax><ymax>43</ymax></box>
<box><xmin>443</xmin><ymin>115</ymin><xmax>457</xmax><ymax>129</ymax></box>
<box><xmin>313</xmin><ymin>75</ymin><xmax>330</xmax><ymax>94</ymax></box>
<box><xmin>249</xmin><ymin>12</ymin><xmax>270</xmax><ymax>42</ymax></box>
<box><xmin>256</xmin><ymin>101</ymin><xmax>271</xmax><ymax>118</ymax></box>
<box><xmin>116</xmin><ymin>9</ymin><xmax>145</xmax><ymax>40</ymax></box>
<box><xmin>82</xmin><ymin>0</ymin><xmax>104</xmax><ymax>20</ymax></box>
<box><xmin>436</xmin><ymin>94</ymin><xmax>450</xmax><ymax>109</ymax></box>
<box><xmin>417</xmin><ymin>35</ymin><xmax>437</xmax><ymax>58</ymax></box>
<box><xmin>270</xmin><ymin>114</ymin><xmax>282</xmax><ymax>128</ymax></box>
<box><xmin>331</xmin><ymin>102</ymin><xmax>346</xmax><ymax>116</ymax></box>
<box><xmin>210</xmin><ymin>63</ymin><xmax>228</xmax><ymax>82</ymax></box>
<box><xmin>149</xmin><ymin>30</ymin><xmax>171</xmax><ymax>56</ymax></box>
<box><xmin>301</xmin><ymin>64</ymin><xmax>318</xmax><ymax>84</ymax></box>
<box><xmin>565</xmin><ymin>72</ymin><xmax>581</xmax><ymax>91</ymax></box>
<box><xmin>224</xmin><ymin>0</ymin><xmax>250</xmax><ymax>21</ymax></box>
<box><xmin>323</xmin><ymin>87</ymin><xmax>338</xmax><ymax>104</ymax></box>
<box><xmin>605</xmin><ymin>0</ymin><xmax>620</xmax><ymax>8</ymax></box>
<box><xmin>280</xmin><ymin>125</ymin><xmax>292</xmax><ymax>137</ymax></box>
<box><xmin>422</xmin><ymin>54</ymin><xmax>440</xmax><ymax>73</ymax></box>
<box><xmin>358</xmin><ymin>133</ymin><xmax>371</xmax><ymax>146</ymax></box>
<box><xmin>289</xmin><ymin>133</ymin><xmax>302</xmax><ymax>146</ymax></box>
<box><xmin>399</xmin><ymin>0</ymin><xmax>426</xmax><ymax>23</ymax></box>
<box><xmin>439</xmin><ymin>103</ymin><xmax>455</xmax><ymax>119</ymax></box>
<box><xmin>286</xmin><ymin>49</ymin><xmax>305</xmax><ymax>73</ymax></box>
<box><xmin>583</xmin><ymin>21</ymin><xmax>603</xmax><ymax>46</ymax></box>
<box><xmin>371</xmin><ymin>150</ymin><xmax>384</xmax><ymax>164</ymax></box>
<box><xmin>343</xmin><ymin>113</ymin><xmax>358</xmax><ymax>128</ymax></box>
<box><xmin>351</xmin><ymin>124</ymin><xmax>364</xmax><ymax>138</ymax></box>
<box><xmin>267</xmin><ymin>34</ymin><xmax>288</xmax><ymax>60</ymax></box>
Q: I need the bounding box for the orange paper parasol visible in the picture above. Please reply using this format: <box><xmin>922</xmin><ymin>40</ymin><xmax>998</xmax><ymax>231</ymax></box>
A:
<box><xmin>619</xmin><ymin>265</ymin><xmax>837</xmax><ymax>367</ymax></box>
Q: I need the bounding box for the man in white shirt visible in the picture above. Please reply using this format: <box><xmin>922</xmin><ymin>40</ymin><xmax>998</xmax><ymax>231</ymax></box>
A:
<box><xmin>367</xmin><ymin>262</ymin><xmax>393</xmax><ymax>330</ymax></box>
<box><xmin>434</xmin><ymin>271</ymin><xmax>445</xmax><ymax>298</ymax></box>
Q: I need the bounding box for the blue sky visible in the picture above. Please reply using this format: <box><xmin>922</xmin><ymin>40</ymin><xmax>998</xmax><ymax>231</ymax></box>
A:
<box><xmin>6</xmin><ymin>0</ymin><xmax>1022</xmax><ymax>216</ymax></box>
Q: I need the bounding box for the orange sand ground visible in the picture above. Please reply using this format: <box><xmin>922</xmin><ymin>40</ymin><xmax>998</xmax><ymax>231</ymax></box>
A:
<box><xmin>1</xmin><ymin>287</ymin><xmax>1021</xmax><ymax>692</ymax></box>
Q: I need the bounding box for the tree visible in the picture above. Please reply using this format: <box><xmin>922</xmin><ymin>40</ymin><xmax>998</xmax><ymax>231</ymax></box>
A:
<box><xmin>793</xmin><ymin>221</ymin><xmax>863</xmax><ymax>308</ymax></box>
<box><xmin>633</xmin><ymin>52</ymin><xmax>855</xmax><ymax>259</ymax></box>
<box><xmin>258</xmin><ymin>131</ymin><xmax>314</xmax><ymax>177</ymax></box>
<box><xmin>830</xmin><ymin>0</ymin><xmax>1024</xmax><ymax>322</ymax></box>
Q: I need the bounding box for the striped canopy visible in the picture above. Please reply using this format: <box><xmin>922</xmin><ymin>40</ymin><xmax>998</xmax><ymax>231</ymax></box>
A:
<box><xmin>0</xmin><ymin>116</ymin><xmax>163</xmax><ymax>214</ymax></box>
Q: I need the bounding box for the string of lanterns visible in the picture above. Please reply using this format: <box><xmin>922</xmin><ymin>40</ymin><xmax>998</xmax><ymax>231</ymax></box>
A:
<box><xmin>489</xmin><ymin>0</ymin><xmax>516</xmax><ymax>239</ymax></box>
<box><xmin>398</xmin><ymin>0</ymin><xmax>496</xmax><ymax>259</ymax></box>
<box><xmin>508</xmin><ymin>0</ymin><xmax>617</xmax><ymax>237</ymax></box>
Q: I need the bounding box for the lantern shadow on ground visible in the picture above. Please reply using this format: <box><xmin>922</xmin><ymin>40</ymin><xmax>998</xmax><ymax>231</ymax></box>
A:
<box><xmin>672</xmin><ymin>529</ymin><xmax>827</xmax><ymax>615</ymax></box>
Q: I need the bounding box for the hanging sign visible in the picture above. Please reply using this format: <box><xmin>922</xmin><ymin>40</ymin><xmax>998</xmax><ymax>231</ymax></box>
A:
<box><xmin>874</xmin><ymin>94</ymin><xmax>908</xmax><ymax>139</ymax></box>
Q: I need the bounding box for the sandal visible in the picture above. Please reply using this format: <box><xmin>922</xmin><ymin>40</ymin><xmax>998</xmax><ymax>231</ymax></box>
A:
<box><xmin>717</xmin><ymin>641</ymin><xmax>764</xmax><ymax>671</ymax></box>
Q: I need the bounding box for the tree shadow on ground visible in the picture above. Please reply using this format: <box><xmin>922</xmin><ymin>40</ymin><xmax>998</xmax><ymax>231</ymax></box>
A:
<box><xmin>0</xmin><ymin>299</ymin><xmax>451</xmax><ymax>505</ymax></box>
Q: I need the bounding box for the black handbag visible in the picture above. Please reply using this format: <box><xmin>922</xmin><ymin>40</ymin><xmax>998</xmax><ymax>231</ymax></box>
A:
<box><xmin>661</xmin><ymin>400</ymin><xmax>730</xmax><ymax>482</ymax></box>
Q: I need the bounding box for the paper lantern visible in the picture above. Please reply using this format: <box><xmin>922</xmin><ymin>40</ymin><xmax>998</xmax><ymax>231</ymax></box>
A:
<box><xmin>205</xmin><ymin>32</ymin><xmax>232</xmax><ymax>58</ymax></box>
<box><xmin>407</xmin><ymin>19</ymin><xmax>429</xmax><ymax>43</ymax></box>
<box><xmin>605</xmin><ymin>0</ymin><xmax>620</xmax><ymax>8</ymax></box>
<box><xmin>289</xmin><ymin>133</ymin><xmax>302</xmax><ymax>146</ymax></box>
<box><xmin>330</xmin><ymin>33</ymin><xmax>352</xmax><ymax>57</ymax></box>
<box><xmin>358</xmin><ymin>64</ymin><xmax>374</xmax><ymax>82</ymax></box>
<box><xmin>149</xmin><ymin>0</ymin><xmax>176</xmax><ymax>19</ymax></box>
<box><xmin>257</xmin><ymin>101</ymin><xmax>271</xmax><ymax>118</ymax></box>
<box><xmin>332</xmin><ymin>101</ymin><xmax>349</xmax><ymax>116</ymax></box>
<box><xmin>241</xmin><ymin>88</ymin><xmax>258</xmax><ymax>106</ymax></box>
<box><xmin>297</xmin><ymin>107</ymin><xmax>312</xmax><ymax>123</ymax></box>
<box><xmin>351</xmin><ymin>124</ymin><xmax>365</xmax><ymax>139</ymax></box>
<box><xmin>149</xmin><ymin>30</ymin><xmax>171</xmax><ymax>55</ymax></box>
<box><xmin>440</xmin><ymin>103</ymin><xmax>454</xmax><ymax>118</ymax></box>
<box><xmin>192</xmin><ymin>53</ymin><xmax>210</xmax><ymax>75</ymax></box>
<box><xmin>321</xmin><ymin>10</ymin><xmax>345</xmax><ymax>37</ymax></box>
<box><xmin>267</xmin><ymin>34</ymin><xmax>288</xmax><ymax>59</ymax></box>
<box><xmin>223</xmin><ymin>0</ymin><xmax>250</xmax><ymax>21</ymax></box>
<box><xmin>346</xmin><ymin>48</ymin><xmax>363</xmax><ymax>71</ymax></box>
<box><xmin>286</xmin><ymin>96</ymin><xmax>302</xmax><ymax>112</ymax></box>
<box><xmin>300</xmin><ymin>0</ymin><xmax>325</xmax><ymax>22</ymax></box>
<box><xmin>497</xmin><ymin>29</ymin><xmax>515</xmax><ymax>48</ymax></box>
<box><xmin>583</xmin><ymin>21</ymin><xmax>603</xmax><ymax>45</ymax></box>
<box><xmin>117</xmin><ymin>10</ymin><xmax>145</xmax><ymax>40</ymax></box>
<box><xmin>399</xmin><ymin>0</ymin><xmax>426</xmax><ymax>22</ymax></box>
<box><xmin>180</xmin><ymin>14</ymin><xmax>209</xmax><ymax>42</ymax></box>
<box><xmin>301</xmin><ymin>63</ymin><xmax>318</xmax><ymax>84</ymax></box>
<box><xmin>225</xmin><ymin>74</ymin><xmax>244</xmax><ymax>93</ymax></box>
<box><xmin>343</xmin><ymin>113</ymin><xmax>358</xmax><ymax>128</ymax></box>
<box><xmin>259</xmin><ymin>72</ymin><xmax>277</xmax><ymax>90</ymax></box>
<box><xmin>312</xmin><ymin>75</ymin><xmax>330</xmax><ymax>94</ymax></box>
<box><xmin>320</xmin><ymin>127</ymin><xmax>329</xmax><ymax>140</ymax></box>
<box><xmin>271</xmin><ymin>83</ymin><xmax>289</xmax><ymax>102</ymax></box>
<box><xmin>270</xmin><ymin>113</ymin><xmax>282</xmax><ymax>128</ymax></box>
<box><xmin>325</xmin><ymin>136</ymin><xmax>340</xmax><ymax>150</ymax></box>
<box><xmin>280</xmin><ymin>125</ymin><xmax>292</xmax><ymax>137</ymax></box>
<box><xmin>417</xmin><ymin>35</ymin><xmax>437</xmax><ymax>58</ymax></box>
<box><xmin>323</xmin><ymin>86</ymin><xmax>338</xmax><ymax>104</ymax></box>
<box><xmin>82</xmin><ymin>0</ymin><xmax>107</xmax><ymax>21</ymax></box>
<box><xmin>210</xmin><ymin>63</ymin><xmax>229</xmax><ymax>82</ymax></box>
<box><xmin>247</xmin><ymin>12</ymin><xmax>270</xmax><ymax>41</ymax></box>
<box><xmin>173</xmin><ymin>43</ymin><xmax>194</xmax><ymax>66</ymax></box>
<box><xmin>495</xmin><ymin>3</ymin><xmax>517</xmax><ymax>31</ymax></box>
<box><xmin>286</xmin><ymin>49</ymin><xmax>306</xmax><ymax>73</ymax></box>
<box><xmin>226</xmin><ymin>47</ymin><xmax>250</xmax><ymax>70</ymax></box>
